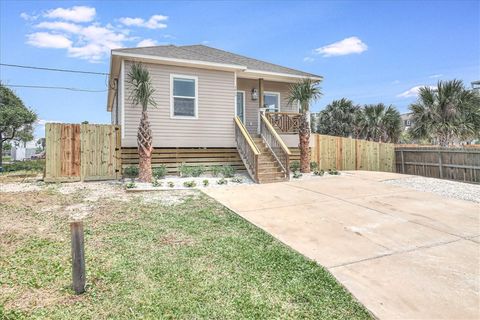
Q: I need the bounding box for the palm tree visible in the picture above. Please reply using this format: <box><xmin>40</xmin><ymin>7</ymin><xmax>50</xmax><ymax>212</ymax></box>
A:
<box><xmin>127</xmin><ymin>63</ymin><xmax>157</xmax><ymax>182</ymax></box>
<box><xmin>409</xmin><ymin>80</ymin><xmax>480</xmax><ymax>146</ymax></box>
<box><xmin>317</xmin><ymin>98</ymin><xmax>360</xmax><ymax>137</ymax></box>
<box><xmin>287</xmin><ymin>78</ymin><xmax>322</xmax><ymax>173</ymax></box>
<box><xmin>357</xmin><ymin>104</ymin><xmax>401</xmax><ymax>143</ymax></box>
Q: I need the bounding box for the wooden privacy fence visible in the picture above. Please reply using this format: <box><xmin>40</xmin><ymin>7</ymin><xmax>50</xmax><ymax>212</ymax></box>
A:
<box><xmin>310</xmin><ymin>134</ymin><xmax>395</xmax><ymax>172</ymax></box>
<box><xmin>395</xmin><ymin>147</ymin><xmax>480</xmax><ymax>183</ymax></box>
<box><xmin>45</xmin><ymin>123</ymin><xmax>121</xmax><ymax>182</ymax></box>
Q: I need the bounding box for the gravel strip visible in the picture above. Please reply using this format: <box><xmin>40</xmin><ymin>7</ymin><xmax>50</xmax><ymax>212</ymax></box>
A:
<box><xmin>383</xmin><ymin>176</ymin><xmax>480</xmax><ymax>203</ymax></box>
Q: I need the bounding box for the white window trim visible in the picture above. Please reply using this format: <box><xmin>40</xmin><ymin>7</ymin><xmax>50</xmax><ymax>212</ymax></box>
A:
<box><xmin>264</xmin><ymin>91</ymin><xmax>281</xmax><ymax>112</ymax></box>
<box><xmin>236</xmin><ymin>90</ymin><xmax>246</xmax><ymax>123</ymax></box>
<box><xmin>170</xmin><ymin>74</ymin><xmax>199</xmax><ymax>119</ymax></box>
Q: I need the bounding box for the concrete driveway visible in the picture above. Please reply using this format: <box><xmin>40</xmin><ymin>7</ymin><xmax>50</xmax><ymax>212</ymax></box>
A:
<box><xmin>203</xmin><ymin>171</ymin><xmax>480</xmax><ymax>319</ymax></box>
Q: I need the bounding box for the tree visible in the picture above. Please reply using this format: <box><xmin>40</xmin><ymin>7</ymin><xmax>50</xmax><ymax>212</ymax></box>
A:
<box><xmin>317</xmin><ymin>98</ymin><xmax>360</xmax><ymax>137</ymax></box>
<box><xmin>287</xmin><ymin>78</ymin><xmax>322</xmax><ymax>173</ymax></box>
<box><xmin>409</xmin><ymin>80</ymin><xmax>480</xmax><ymax>146</ymax></box>
<box><xmin>37</xmin><ymin>138</ymin><xmax>46</xmax><ymax>150</ymax></box>
<box><xmin>356</xmin><ymin>103</ymin><xmax>402</xmax><ymax>143</ymax></box>
<box><xmin>127</xmin><ymin>63</ymin><xmax>157</xmax><ymax>182</ymax></box>
<box><xmin>0</xmin><ymin>84</ymin><xmax>37</xmax><ymax>167</ymax></box>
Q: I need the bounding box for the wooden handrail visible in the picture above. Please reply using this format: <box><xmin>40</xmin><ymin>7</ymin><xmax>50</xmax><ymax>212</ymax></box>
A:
<box><xmin>234</xmin><ymin>117</ymin><xmax>260</xmax><ymax>155</ymax></box>
<box><xmin>260</xmin><ymin>114</ymin><xmax>291</xmax><ymax>155</ymax></box>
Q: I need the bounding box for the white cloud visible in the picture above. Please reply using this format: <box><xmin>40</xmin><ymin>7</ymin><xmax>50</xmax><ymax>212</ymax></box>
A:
<box><xmin>23</xmin><ymin>7</ymin><xmax>169</xmax><ymax>62</ymax></box>
<box><xmin>35</xmin><ymin>21</ymin><xmax>81</xmax><ymax>33</ymax></box>
<box><xmin>20</xmin><ymin>12</ymin><xmax>38</xmax><ymax>21</ymax></box>
<box><xmin>137</xmin><ymin>39</ymin><xmax>157</xmax><ymax>47</ymax></box>
<box><xmin>397</xmin><ymin>85</ymin><xmax>436</xmax><ymax>98</ymax></box>
<box><xmin>67</xmin><ymin>25</ymin><xmax>128</xmax><ymax>61</ymax></box>
<box><xmin>26</xmin><ymin>32</ymin><xmax>72</xmax><ymax>48</ymax></box>
<box><xmin>36</xmin><ymin>119</ymin><xmax>61</xmax><ymax>126</ymax></box>
<box><xmin>29</xmin><ymin>17</ymin><xmax>129</xmax><ymax>62</ymax></box>
<box><xmin>315</xmin><ymin>36</ymin><xmax>368</xmax><ymax>57</ymax></box>
<box><xmin>119</xmin><ymin>14</ymin><xmax>168</xmax><ymax>29</ymax></box>
<box><xmin>303</xmin><ymin>57</ymin><xmax>314</xmax><ymax>62</ymax></box>
<box><xmin>429</xmin><ymin>74</ymin><xmax>443</xmax><ymax>78</ymax></box>
<box><xmin>44</xmin><ymin>6</ymin><xmax>96</xmax><ymax>23</ymax></box>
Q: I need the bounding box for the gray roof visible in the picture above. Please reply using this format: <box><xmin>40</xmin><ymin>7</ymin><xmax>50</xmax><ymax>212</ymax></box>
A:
<box><xmin>113</xmin><ymin>44</ymin><xmax>321</xmax><ymax>78</ymax></box>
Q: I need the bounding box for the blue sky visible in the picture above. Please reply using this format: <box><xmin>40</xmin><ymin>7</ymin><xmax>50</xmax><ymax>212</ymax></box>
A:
<box><xmin>1</xmin><ymin>0</ymin><xmax>479</xmax><ymax>138</ymax></box>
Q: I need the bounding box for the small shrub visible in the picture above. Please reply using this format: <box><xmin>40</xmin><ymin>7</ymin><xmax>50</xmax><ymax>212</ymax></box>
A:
<box><xmin>125</xmin><ymin>181</ymin><xmax>136</xmax><ymax>189</ymax></box>
<box><xmin>221</xmin><ymin>165</ymin><xmax>235</xmax><ymax>178</ymax></box>
<box><xmin>2</xmin><ymin>160</ymin><xmax>45</xmax><ymax>172</ymax></box>
<box><xmin>183</xmin><ymin>180</ymin><xmax>196</xmax><ymax>188</ymax></box>
<box><xmin>328</xmin><ymin>169</ymin><xmax>339</xmax><ymax>175</ymax></box>
<box><xmin>152</xmin><ymin>165</ymin><xmax>167</xmax><ymax>179</ymax></box>
<box><xmin>231</xmin><ymin>176</ymin><xmax>243</xmax><ymax>183</ymax></box>
<box><xmin>168</xmin><ymin>181</ymin><xmax>175</xmax><ymax>188</ymax></box>
<box><xmin>210</xmin><ymin>165</ymin><xmax>222</xmax><ymax>177</ymax></box>
<box><xmin>217</xmin><ymin>178</ymin><xmax>228</xmax><ymax>185</ymax></box>
<box><xmin>310</xmin><ymin>161</ymin><xmax>318</xmax><ymax>171</ymax></box>
<box><xmin>314</xmin><ymin>169</ymin><xmax>325</xmax><ymax>176</ymax></box>
<box><xmin>179</xmin><ymin>164</ymin><xmax>205</xmax><ymax>177</ymax></box>
<box><xmin>290</xmin><ymin>161</ymin><xmax>300</xmax><ymax>172</ymax></box>
<box><xmin>152</xmin><ymin>179</ymin><xmax>162</xmax><ymax>187</ymax></box>
<box><xmin>203</xmin><ymin>179</ymin><xmax>209</xmax><ymax>187</ymax></box>
<box><xmin>123</xmin><ymin>166</ymin><xmax>139</xmax><ymax>181</ymax></box>
<box><xmin>293</xmin><ymin>171</ymin><xmax>302</xmax><ymax>179</ymax></box>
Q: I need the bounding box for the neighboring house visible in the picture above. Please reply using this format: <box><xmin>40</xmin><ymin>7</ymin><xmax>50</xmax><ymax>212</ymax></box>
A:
<box><xmin>401</xmin><ymin>113</ymin><xmax>413</xmax><ymax>131</ymax></box>
<box><xmin>472</xmin><ymin>80</ymin><xmax>480</xmax><ymax>93</ymax></box>
<box><xmin>11</xmin><ymin>140</ymin><xmax>36</xmax><ymax>161</ymax></box>
<box><xmin>107</xmin><ymin>45</ymin><xmax>321</xmax><ymax>183</ymax></box>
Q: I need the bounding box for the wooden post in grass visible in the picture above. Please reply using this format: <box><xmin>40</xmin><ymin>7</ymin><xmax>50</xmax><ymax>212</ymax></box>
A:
<box><xmin>71</xmin><ymin>221</ymin><xmax>85</xmax><ymax>294</ymax></box>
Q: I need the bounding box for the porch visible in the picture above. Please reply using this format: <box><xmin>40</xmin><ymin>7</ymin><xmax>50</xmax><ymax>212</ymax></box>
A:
<box><xmin>233</xmin><ymin>77</ymin><xmax>304</xmax><ymax>184</ymax></box>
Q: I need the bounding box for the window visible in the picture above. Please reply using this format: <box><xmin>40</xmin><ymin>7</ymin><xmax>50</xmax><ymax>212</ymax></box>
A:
<box><xmin>263</xmin><ymin>92</ymin><xmax>280</xmax><ymax>112</ymax></box>
<box><xmin>171</xmin><ymin>75</ymin><xmax>198</xmax><ymax>118</ymax></box>
<box><xmin>236</xmin><ymin>91</ymin><xmax>245</xmax><ymax>123</ymax></box>
<box><xmin>405</xmin><ymin>120</ymin><xmax>411</xmax><ymax>126</ymax></box>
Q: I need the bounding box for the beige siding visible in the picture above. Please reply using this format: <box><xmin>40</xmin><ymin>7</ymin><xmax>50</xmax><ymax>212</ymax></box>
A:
<box><xmin>122</xmin><ymin>61</ymin><xmax>236</xmax><ymax>147</ymax></box>
<box><xmin>236</xmin><ymin>78</ymin><xmax>298</xmax><ymax>134</ymax></box>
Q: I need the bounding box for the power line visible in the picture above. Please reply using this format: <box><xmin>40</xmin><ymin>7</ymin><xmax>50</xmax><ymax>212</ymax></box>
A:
<box><xmin>3</xmin><ymin>84</ymin><xmax>107</xmax><ymax>92</ymax></box>
<box><xmin>0</xmin><ymin>63</ymin><xmax>110</xmax><ymax>76</ymax></box>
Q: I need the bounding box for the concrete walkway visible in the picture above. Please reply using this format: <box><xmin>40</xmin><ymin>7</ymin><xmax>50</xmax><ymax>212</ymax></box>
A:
<box><xmin>203</xmin><ymin>171</ymin><xmax>480</xmax><ymax>319</ymax></box>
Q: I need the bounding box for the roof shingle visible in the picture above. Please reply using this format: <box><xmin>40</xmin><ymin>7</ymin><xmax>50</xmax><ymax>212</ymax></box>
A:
<box><xmin>113</xmin><ymin>44</ymin><xmax>321</xmax><ymax>78</ymax></box>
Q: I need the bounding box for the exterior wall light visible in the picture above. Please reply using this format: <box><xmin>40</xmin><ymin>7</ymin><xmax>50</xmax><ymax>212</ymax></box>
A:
<box><xmin>251</xmin><ymin>88</ymin><xmax>258</xmax><ymax>100</ymax></box>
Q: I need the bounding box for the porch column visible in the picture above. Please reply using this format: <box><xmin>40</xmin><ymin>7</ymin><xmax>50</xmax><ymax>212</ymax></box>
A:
<box><xmin>258</xmin><ymin>78</ymin><xmax>264</xmax><ymax>109</ymax></box>
<box><xmin>258</xmin><ymin>78</ymin><xmax>265</xmax><ymax>134</ymax></box>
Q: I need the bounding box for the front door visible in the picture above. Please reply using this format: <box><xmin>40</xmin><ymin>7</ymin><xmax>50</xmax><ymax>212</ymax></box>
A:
<box><xmin>236</xmin><ymin>91</ymin><xmax>245</xmax><ymax>123</ymax></box>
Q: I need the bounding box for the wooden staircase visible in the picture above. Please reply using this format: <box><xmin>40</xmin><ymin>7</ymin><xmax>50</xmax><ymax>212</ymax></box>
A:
<box><xmin>252</xmin><ymin>135</ymin><xmax>289</xmax><ymax>183</ymax></box>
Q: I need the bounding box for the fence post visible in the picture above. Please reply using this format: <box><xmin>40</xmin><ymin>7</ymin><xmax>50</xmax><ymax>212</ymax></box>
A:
<box><xmin>400</xmin><ymin>149</ymin><xmax>405</xmax><ymax>174</ymax></box>
<box><xmin>438</xmin><ymin>151</ymin><xmax>443</xmax><ymax>179</ymax></box>
<box><xmin>71</xmin><ymin>221</ymin><xmax>86</xmax><ymax>294</ymax></box>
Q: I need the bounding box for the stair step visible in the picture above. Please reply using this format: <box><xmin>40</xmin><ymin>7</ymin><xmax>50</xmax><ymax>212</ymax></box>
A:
<box><xmin>258</xmin><ymin>172</ymin><xmax>286</xmax><ymax>178</ymax></box>
<box><xmin>258</xmin><ymin>177</ymin><xmax>289</xmax><ymax>184</ymax></box>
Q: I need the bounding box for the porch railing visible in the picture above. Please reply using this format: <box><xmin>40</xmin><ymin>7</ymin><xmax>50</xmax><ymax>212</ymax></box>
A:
<box><xmin>234</xmin><ymin>116</ymin><xmax>260</xmax><ymax>182</ymax></box>
<box><xmin>260</xmin><ymin>114</ymin><xmax>291</xmax><ymax>178</ymax></box>
<box><xmin>265</xmin><ymin>112</ymin><xmax>301</xmax><ymax>133</ymax></box>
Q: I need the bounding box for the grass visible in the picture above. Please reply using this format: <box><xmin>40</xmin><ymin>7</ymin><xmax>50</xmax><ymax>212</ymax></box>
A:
<box><xmin>0</xmin><ymin>182</ymin><xmax>371</xmax><ymax>319</ymax></box>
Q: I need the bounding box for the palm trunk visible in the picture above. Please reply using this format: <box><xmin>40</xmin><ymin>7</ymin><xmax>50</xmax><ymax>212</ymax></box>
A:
<box><xmin>137</xmin><ymin>110</ymin><xmax>153</xmax><ymax>182</ymax></box>
<box><xmin>299</xmin><ymin>112</ymin><xmax>310</xmax><ymax>173</ymax></box>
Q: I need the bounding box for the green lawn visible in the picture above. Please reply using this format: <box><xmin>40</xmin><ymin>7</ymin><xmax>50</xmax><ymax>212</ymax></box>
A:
<box><xmin>0</xmin><ymin>182</ymin><xmax>371</xmax><ymax>319</ymax></box>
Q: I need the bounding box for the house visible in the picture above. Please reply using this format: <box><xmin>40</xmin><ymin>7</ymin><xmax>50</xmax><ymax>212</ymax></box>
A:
<box><xmin>11</xmin><ymin>140</ymin><xmax>37</xmax><ymax>161</ymax></box>
<box><xmin>401</xmin><ymin>113</ymin><xmax>413</xmax><ymax>131</ymax></box>
<box><xmin>107</xmin><ymin>45</ymin><xmax>322</xmax><ymax>183</ymax></box>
